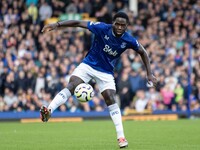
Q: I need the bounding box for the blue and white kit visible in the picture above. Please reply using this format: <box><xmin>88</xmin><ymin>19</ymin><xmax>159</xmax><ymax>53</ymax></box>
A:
<box><xmin>72</xmin><ymin>21</ymin><xmax>140</xmax><ymax>92</ymax></box>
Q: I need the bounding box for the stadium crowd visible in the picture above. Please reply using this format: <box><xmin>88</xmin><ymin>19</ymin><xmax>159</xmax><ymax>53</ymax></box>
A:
<box><xmin>0</xmin><ymin>0</ymin><xmax>199</xmax><ymax>113</ymax></box>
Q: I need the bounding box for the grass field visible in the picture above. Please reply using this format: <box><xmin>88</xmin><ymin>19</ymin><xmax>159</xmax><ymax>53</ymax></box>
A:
<box><xmin>0</xmin><ymin>119</ymin><xmax>200</xmax><ymax>150</ymax></box>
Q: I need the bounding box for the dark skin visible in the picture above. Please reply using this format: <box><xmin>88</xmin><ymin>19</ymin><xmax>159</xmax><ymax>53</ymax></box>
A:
<box><xmin>42</xmin><ymin>18</ymin><xmax>157</xmax><ymax>106</ymax></box>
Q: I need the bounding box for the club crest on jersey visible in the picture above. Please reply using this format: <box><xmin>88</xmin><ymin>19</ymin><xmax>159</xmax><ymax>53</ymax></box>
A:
<box><xmin>103</xmin><ymin>44</ymin><xmax>118</xmax><ymax>56</ymax></box>
<box><xmin>104</xmin><ymin>35</ymin><xmax>109</xmax><ymax>40</ymax></box>
<box><xmin>120</xmin><ymin>42</ymin><xmax>127</xmax><ymax>48</ymax></box>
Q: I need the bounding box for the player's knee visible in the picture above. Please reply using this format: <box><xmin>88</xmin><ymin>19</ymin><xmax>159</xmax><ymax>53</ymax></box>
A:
<box><xmin>67</xmin><ymin>76</ymin><xmax>84</xmax><ymax>94</ymax></box>
<box><xmin>105</xmin><ymin>98</ymin><xmax>115</xmax><ymax>106</ymax></box>
<box><xmin>102</xmin><ymin>89</ymin><xmax>116</xmax><ymax>106</ymax></box>
<box><xmin>67</xmin><ymin>81</ymin><xmax>82</xmax><ymax>94</ymax></box>
<box><xmin>67</xmin><ymin>83</ymin><xmax>76</xmax><ymax>94</ymax></box>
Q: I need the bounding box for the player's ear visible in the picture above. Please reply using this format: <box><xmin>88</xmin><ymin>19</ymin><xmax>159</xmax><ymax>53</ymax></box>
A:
<box><xmin>126</xmin><ymin>20</ymin><xmax>129</xmax><ymax>26</ymax></box>
<box><xmin>125</xmin><ymin>22</ymin><xmax>128</xmax><ymax>28</ymax></box>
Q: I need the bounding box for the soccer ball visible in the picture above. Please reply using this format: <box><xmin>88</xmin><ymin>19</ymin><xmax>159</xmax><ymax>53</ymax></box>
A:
<box><xmin>74</xmin><ymin>83</ymin><xmax>94</xmax><ymax>102</ymax></box>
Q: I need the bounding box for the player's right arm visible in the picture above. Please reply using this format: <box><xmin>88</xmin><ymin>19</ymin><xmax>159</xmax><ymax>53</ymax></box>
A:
<box><xmin>136</xmin><ymin>43</ymin><xmax>158</xmax><ymax>88</ymax></box>
<box><xmin>41</xmin><ymin>20</ymin><xmax>88</xmax><ymax>33</ymax></box>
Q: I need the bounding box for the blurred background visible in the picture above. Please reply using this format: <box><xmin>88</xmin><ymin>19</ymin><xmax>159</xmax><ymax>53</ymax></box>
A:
<box><xmin>0</xmin><ymin>0</ymin><xmax>199</xmax><ymax>119</ymax></box>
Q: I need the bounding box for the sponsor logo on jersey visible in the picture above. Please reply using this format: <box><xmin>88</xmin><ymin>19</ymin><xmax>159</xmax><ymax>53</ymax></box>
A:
<box><xmin>103</xmin><ymin>45</ymin><xmax>118</xmax><ymax>56</ymax></box>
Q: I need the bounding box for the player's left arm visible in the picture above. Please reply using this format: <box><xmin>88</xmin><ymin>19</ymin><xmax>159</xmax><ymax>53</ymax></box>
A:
<box><xmin>136</xmin><ymin>44</ymin><xmax>158</xmax><ymax>87</ymax></box>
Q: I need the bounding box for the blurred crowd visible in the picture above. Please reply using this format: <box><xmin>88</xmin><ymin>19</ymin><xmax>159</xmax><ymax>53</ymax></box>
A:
<box><xmin>0</xmin><ymin>0</ymin><xmax>200</xmax><ymax>113</ymax></box>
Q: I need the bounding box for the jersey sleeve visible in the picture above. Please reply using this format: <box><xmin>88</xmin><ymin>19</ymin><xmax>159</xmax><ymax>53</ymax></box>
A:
<box><xmin>87</xmin><ymin>21</ymin><xmax>107</xmax><ymax>35</ymax></box>
<box><xmin>131</xmin><ymin>38</ymin><xmax>140</xmax><ymax>51</ymax></box>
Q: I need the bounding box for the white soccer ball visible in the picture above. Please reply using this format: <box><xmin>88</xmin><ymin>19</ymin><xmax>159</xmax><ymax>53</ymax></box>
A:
<box><xmin>74</xmin><ymin>83</ymin><xmax>94</xmax><ymax>102</ymax></box>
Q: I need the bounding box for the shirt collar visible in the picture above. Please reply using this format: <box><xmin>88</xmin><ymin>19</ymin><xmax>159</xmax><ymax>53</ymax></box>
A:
<box><xmin>112</xmin><ymin>29</ymin><xmax>125</xmax><ymax>38</ymax></box>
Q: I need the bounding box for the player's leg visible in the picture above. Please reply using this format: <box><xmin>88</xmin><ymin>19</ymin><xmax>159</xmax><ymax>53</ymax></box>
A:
<box><xmin>40</xmin><ymin>76</ymin><xmax>84</xmax><ymax>122</ymax></box>
<box><xmin>47</xmin><ymin>76</ymin><xmax>84</xmax><ymax>113</ymax></box>
<box><xmin>101</xmin><ymin>89</ymin><xmax>128</xmax><ymax>148</ymax></box>
<box><xmin>94</xmin><ymin>71</ymin><xmax>128</xmax><ymax>148</ymax></box>
<box><xmin>40</xmin><ymin>63</ymin><xmax>92</xmax><ymax>122</ymax></box>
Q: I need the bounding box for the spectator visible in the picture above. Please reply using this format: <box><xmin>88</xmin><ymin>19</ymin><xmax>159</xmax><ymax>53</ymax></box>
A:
<box><xmin>90</xmin><ymin>0</ymin><xmax>104</xmax><ymax>17</ymax></box>
<box><xmin>26</xmin><ymin>71</ymin><xmax>35</xmax><ymax>90</ymax></box>
<box><xmin>160</xmin><ymin>84</ymin><xmax>175</xmax><ymax>110</ymax></box>
<box><xmin>105</xmin><ymin>0</ymin><xmax>115</xmax><ymax>15</ymax></box>
<box><xmin>0</xmin><ymin>0</ymin><xmax>199</xmax><ymax>113</ymax></box>
<box><xmin>117</xmin><ymin>67</ymin><xmax>132</xmax><ymax>109</ymax></box>
<box><xmin>16</xmin><ymin>70</ymin><xmax>27</xmax><ymax>91</ymax></box>
<box><xmin>174</xmin><ymin>83</ymin><xmax>184</xmax><ymax>104</ymax></box>
<box><xmin>51</xmin><ymin>0</ymin><xmax>65</xmax><ymax>17</ymax></box>
<box><xmin>89</xmin><ymin>96</ymin><xmax>105</xmax><ymax>112</ymax></box>
<box><xmin>65</xmin><ymin>1</ymin><xmax>78</xmax><ymax>14</ymax></box>
<box><xmin>28</xmin><ymin>3</ymin><xmax>38</xmax><ymax>24</ymax></box>
<box><xmin>131</xmin><ymin>90</ymin><xmax>150</xmax><ymax>112</ymax></box>
<box><xmin>39</xmin><ymin>0</ymin><xmax>52</xmax><ymax>22</ymax></box>
<box><xmin>40</xmin><ymin>91</ymin><xmax>51</xmax><ymax>106</ymax></box>
<box><xmin>82</xmin><ymin>0</ymin><xmax>92</xmax><ymax>15</ymax></box>
<box><xmin>96</xmin><ymin>6</ymin><xmax>112</xmax><ymax>24</ymax></box>
<box><xmin>129</xmin><ymin>71</ymin><xmax>141</xmax><ymax>98</ymax></box>
<box><xmin>66</xmin><ymin>96</ymin><xmax>78</xmax><ymax>112</ymax></box>
<box><xmin>34</xmin><ymin>71</ymin><xmax>45</xmax><ymax>98</ymax></box>
<box><xmin>190</xmin><ymin>93</ymin><xmax>199</xmax><ymax>111</ymax></box>
<box><xmin>0</xmin><ymin>96</ymin><xmax>5</xmax><ymax>112</ymax></box>
<box><xmin>3</xmin><ymin>8</ymin><xmax>14</xmax><ymax>27</ymax></box>
<box><xmin>195</xmin><ymin>81</ymin><xmax>200</xmax><ymax>103</ymax></box>
<box><xmin>3</xmin><ymin>88</ymin><xmax>18</xmax><ymax>110</ymax></box>
<box><xmin>113</xmin><ymin>0</ymin><xmax>124</xmax><ymax>13</ymax></box>
<box><xmin>146</xmin><ymin>87</ymin><xmax>162</xmax><ymax>111</ymax></box>
<box><xmin>4</xmin><ymin>71</ymin><xmax>17</xmax><ymax>94</ymax></box>
<box><xmin>26</xmin><ymin>0</ymin><xmax>38</xmax><ymax>7</ymax></box>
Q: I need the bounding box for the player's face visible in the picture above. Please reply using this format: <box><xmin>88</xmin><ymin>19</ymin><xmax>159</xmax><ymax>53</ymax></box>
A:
<box><xmin>113</xmin><ymin>17</ymin><xmax>128</xmax><ymax>37</ymax></box>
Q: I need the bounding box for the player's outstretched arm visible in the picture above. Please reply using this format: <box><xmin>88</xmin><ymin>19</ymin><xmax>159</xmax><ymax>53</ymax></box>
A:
<box><xmin>136</xmin><ymin>44</ymin><xmax>158</xmax><ymax>87</ymax></box>
<box><xmin>41</xmin><ymin>20</ymin><xmax>88</xmax><ymax>33</ymax></box>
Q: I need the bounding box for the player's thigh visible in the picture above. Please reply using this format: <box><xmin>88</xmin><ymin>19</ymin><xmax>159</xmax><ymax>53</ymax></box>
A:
<box><xmin>94</xmin><ymin>72</ymin><xmax>116</xmax><ymax>93</ymax></box>
<box><xmin>71</xmin><ymin>63</ymin><xmax>93</xmax><ymax>82</ymax></box>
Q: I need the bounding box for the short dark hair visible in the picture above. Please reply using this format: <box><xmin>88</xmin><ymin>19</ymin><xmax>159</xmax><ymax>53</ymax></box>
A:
<box><xmin>113</xmin><ymin>12</ymin><xmax>129</xmax><ymax>23</ymax></box>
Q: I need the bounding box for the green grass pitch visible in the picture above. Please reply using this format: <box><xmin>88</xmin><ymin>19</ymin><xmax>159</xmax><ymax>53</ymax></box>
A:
<box><xmin>0</xmin><ymin>119</ymin><xmax>200</xmax><ymax>150</ymax></box>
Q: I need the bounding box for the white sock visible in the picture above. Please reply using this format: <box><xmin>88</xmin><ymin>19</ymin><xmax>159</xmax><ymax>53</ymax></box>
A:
<box><xmin>48</xmin><ymin>88</ymin><xmax>71</xmax><ymax>113</ymax></box>
<box><xmin>108</xmin><ymin>103</ymin><xmax>125</xmax><ymax>139</ymax></box>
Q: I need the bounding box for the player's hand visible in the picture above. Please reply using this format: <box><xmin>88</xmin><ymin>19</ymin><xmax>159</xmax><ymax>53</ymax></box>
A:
<box><xmin>147</xmin><ymin>74</ymin><xmax>157</xmax><ymax>88</ymax></box>
<box><xmin>41</xmin><ymin>23</ymin><xmax>57</xmax><ymax>33</ymax></box>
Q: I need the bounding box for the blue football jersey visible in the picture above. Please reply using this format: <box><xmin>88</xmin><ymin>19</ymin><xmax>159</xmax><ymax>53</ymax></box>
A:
<box><xmin>82</xmin><ymin>21</ymin><xmax>140</xmax><ymax>75</ymax></box>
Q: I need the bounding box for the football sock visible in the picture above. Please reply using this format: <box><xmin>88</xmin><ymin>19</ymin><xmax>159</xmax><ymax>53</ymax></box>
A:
<box><xmin>48</xmin><ymin>88</ymin><xmax>71</xmax><ymax>113</ymax></box>
<box><xmin>108</xmin><ymin>103</ymin><xmax>125</xmax><ymax>139</ymax></box>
